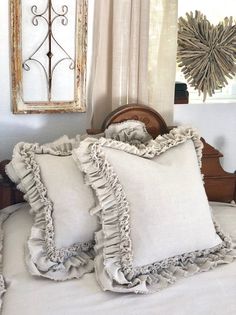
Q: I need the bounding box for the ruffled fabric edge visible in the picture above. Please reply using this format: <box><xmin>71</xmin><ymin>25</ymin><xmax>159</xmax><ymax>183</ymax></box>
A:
<box><xmin>80</xmin><ymin>120</ymin><xmax>152</xmax><ymax>145</ymax></box>
<box><xmin>5</xmin><ymin>135</ymin><xmax>81</xmax><ymax>193</ymax></box>
<box><xmin>6</xmin><ymin>140</ymin><xmax>95</xmax><ymax>281</ymax></box>
<box><xmin>104</xmin><ymin>120</ymin><xmax>152</xmax><ymax>145</ymax></box>
<box><xmin>0</xmin><ymin>203</ymin><xmax>26</xmax><ymax>311</ymax></box>
<box><xmin>73</xmin><ymin>126</ymin><xmax>236</xmax><ymax>293</ymax></box>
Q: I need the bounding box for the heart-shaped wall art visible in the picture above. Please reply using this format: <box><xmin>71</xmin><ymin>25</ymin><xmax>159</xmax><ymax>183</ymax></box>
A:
<box><xmin>177</xmin><ymin>11</ymin><xmax>236</xmax><ymax>101</ymax></box>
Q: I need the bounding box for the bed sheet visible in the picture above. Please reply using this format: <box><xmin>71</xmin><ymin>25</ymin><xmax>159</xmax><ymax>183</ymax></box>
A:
<box><xmin>1</xmin><ymin>202</ymin><xmax>236</xmax><ymax>315</ymax></box>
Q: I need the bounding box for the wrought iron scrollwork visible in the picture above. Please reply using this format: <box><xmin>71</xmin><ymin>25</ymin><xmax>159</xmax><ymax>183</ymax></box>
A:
<box><xmin>22</xmin><ymin>1</ymin><xmax>75</xmax><ymax>101</ymax></box>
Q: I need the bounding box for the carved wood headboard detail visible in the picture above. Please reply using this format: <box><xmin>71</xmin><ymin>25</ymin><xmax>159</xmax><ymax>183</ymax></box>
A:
<box><xmin>0</xmin><ymin>104</ymin><xmax>235</xmax><ymax>209</ymax></box>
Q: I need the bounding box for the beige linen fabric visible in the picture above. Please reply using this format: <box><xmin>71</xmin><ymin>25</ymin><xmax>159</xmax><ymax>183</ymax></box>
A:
<box><xmin>34</xmin><ymin>154</ymin><xmax>97</xmax><ymax>248</ymax></box>
<box><xmin>102</xmin><ymin>141</ymin><xmax>221</xmax><ymax>266</ymax></box>
<box><xmin>104</xmin><ymin>120</ymin><xmax>152</xmax><ymax>145</ymax></box>
<box><xmin>73</xmin><ymin>127</ymin><xmax>236</xmax><ymax>293</ymax></box>
<box><xmin>6</xmin><ymin>139</ymin><xmax>98</xmax><ymax>281</ymax></box>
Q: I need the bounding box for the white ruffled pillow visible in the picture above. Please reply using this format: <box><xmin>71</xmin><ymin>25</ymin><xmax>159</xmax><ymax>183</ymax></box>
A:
<box><xmin>5</xmin><ymin>121</ymin><xmax>152</xmax><ymax>281</ymax></box>
<box><xmin>6</xmin><ymin>135</ymin><xmax>98</xmax><ymax>280</ymax></box>
<box><xmin>73</xmin><ymin>127</ymin><xmax>236</xmax><ymax>293</ymax></box>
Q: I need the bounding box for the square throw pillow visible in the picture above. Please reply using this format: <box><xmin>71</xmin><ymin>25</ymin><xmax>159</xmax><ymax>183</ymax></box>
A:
<box><xmin>6</xmin><ymin>137</ymin><xmax>99</xmax><ymax>280</ymax></box>
<box><xmin>5</xmin><ymin>124</ymin><xmax>151</xmax><ymax>281</ymax></box>
<box><xmin>73</xmin><ymin>127</ymin><xmax>236</xmax><ymax>293</ymax></box>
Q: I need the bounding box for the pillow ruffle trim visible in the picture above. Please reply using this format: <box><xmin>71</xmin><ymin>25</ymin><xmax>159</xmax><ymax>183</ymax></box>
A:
<box><xmin>6</xmin><ymin>142</ymin><xmax>95</xmax><ymax>281</ymax></box>
<box><xmin>73</xmin><ymin>127</ymin><xmax>236</xmax><ymax>293</ymax></box>
<box><xmin>104</xmin><ymin>120</ymin><xmax>152</xmax><ymax>145</ymax></box>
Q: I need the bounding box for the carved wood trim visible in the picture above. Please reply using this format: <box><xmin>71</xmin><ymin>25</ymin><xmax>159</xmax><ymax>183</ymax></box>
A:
<box><xmin>201</xmin><ymin>139</ymin><xmax>236</xmax><ymax>202</ymax></box>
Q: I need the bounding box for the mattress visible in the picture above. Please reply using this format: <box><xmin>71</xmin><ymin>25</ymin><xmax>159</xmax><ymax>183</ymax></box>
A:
<box><xmin>1</xmin><ymin>202</ymin><xmax>236</xmax><ymax>315</ymax></box>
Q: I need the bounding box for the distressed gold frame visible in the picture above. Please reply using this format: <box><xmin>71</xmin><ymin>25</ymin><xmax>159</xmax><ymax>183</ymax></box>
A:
<box><xmin>10</xmin><ymin>0</ymin><xmax>87</xmax><ymax>114</ymax></box>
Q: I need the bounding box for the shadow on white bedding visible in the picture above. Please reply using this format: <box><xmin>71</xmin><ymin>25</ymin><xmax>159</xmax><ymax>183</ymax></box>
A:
<box><xmin>2</xmin><ymin>203</ymin><xmax>236</xmax><ymax>315</ymax></box>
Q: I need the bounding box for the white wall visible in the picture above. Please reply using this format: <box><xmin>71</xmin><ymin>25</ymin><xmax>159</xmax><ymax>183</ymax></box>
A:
<box><xmin>174</xmin><ymin>103</ymin><xmax>236</xmax><ymax>173</ymax></box>
<box><xmin>0</xmin><ymin>1</ymin><xmax>91</xmax><ymax>161</ymax></box>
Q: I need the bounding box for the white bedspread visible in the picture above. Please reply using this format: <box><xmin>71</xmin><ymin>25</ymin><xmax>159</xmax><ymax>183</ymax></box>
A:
<box><xmin>2</xmin><ymin>202</ymin><xmax>236</xmax><ymax>315</ymax></box>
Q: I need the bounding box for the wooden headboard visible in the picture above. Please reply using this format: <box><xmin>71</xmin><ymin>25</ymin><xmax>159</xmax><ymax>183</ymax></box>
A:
<box><xmin>0</xmin><ymin>104</ymin><xmax>235</xmax><ymax>209</ymax></box>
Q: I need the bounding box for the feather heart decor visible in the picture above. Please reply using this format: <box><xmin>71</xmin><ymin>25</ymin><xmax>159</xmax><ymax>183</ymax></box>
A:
<box><xmin>177</xmin><ymin>11</ymin><xmax>236</xmax><ymax>101</ymax></box>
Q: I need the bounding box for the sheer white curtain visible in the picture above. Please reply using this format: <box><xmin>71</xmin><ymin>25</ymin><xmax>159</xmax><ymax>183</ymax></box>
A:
<box><xmin>87</xmin><ymin>0</ymin><xmax>178</xmax><ymax>128</ymax></box>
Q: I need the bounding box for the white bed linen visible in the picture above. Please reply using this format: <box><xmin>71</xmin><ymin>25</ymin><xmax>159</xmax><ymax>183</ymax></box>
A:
<box><xmin>2</xmin><ymin>202</ymin><xmax>236</xmax><ymax>315</ymax></box>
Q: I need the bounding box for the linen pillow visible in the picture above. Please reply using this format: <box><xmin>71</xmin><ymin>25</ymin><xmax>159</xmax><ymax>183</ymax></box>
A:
<box><xmin>5</xmin><ymin>123</ymin><xmax>152</xmax><ymax>281</ymax></box>
<box><xmin>6</xmin><ymin>137</ymin><xmax>99</xmax><ymax>280</ymax></box>
<box><xmin>73</xmin><ymin>127</ymin><xmax>236</xmax><ymax>293</ymax></box>
<box><xmin>81</xmin><ymin>120</ymin><xmax>152</xmax><ymax>145</ymax></box>
<box><xmin>104</xmin><ymin>120</ymin><xmax>152</xmax><ymax>145</ymax></box>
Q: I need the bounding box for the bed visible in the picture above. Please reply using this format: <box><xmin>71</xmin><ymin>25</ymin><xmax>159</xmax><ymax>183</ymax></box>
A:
<box><xmin>0</xmin><ymin>104</ymin><xmax>236</xmax><ymax>315</ymax></box>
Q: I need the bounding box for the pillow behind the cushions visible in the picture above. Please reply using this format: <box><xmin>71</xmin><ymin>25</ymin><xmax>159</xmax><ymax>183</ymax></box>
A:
<box><xmin>6</xmin><ymin>136</ymin><xmax>99</xmax><ymax>280</ymax></box>
<box><xmin>73</xmin><ymin>127</ymin><xmax>236</xmax><ymax>293</ymax></box>
<box><xmin>104</xmin><ymin>120</ymin><xmax>152</xmax><ymax>145</ymax></box>
<box><xmin>81</xmin><ymin>120</ymin><xmax>152</xmax><ymax>145</ymax></box>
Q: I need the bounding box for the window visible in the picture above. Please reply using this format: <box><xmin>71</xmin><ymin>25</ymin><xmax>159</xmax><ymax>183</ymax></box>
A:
<box><xmin>11</xmin><ymin>0</ymin><xmax>87</xmax><ymax>113</ymax></box>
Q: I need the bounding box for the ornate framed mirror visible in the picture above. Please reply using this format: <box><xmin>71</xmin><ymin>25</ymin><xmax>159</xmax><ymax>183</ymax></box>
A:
<box><xmin>11</xmin><ymin>0</ymin><xmax>87</xmax><ymax>113</ymax></box>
